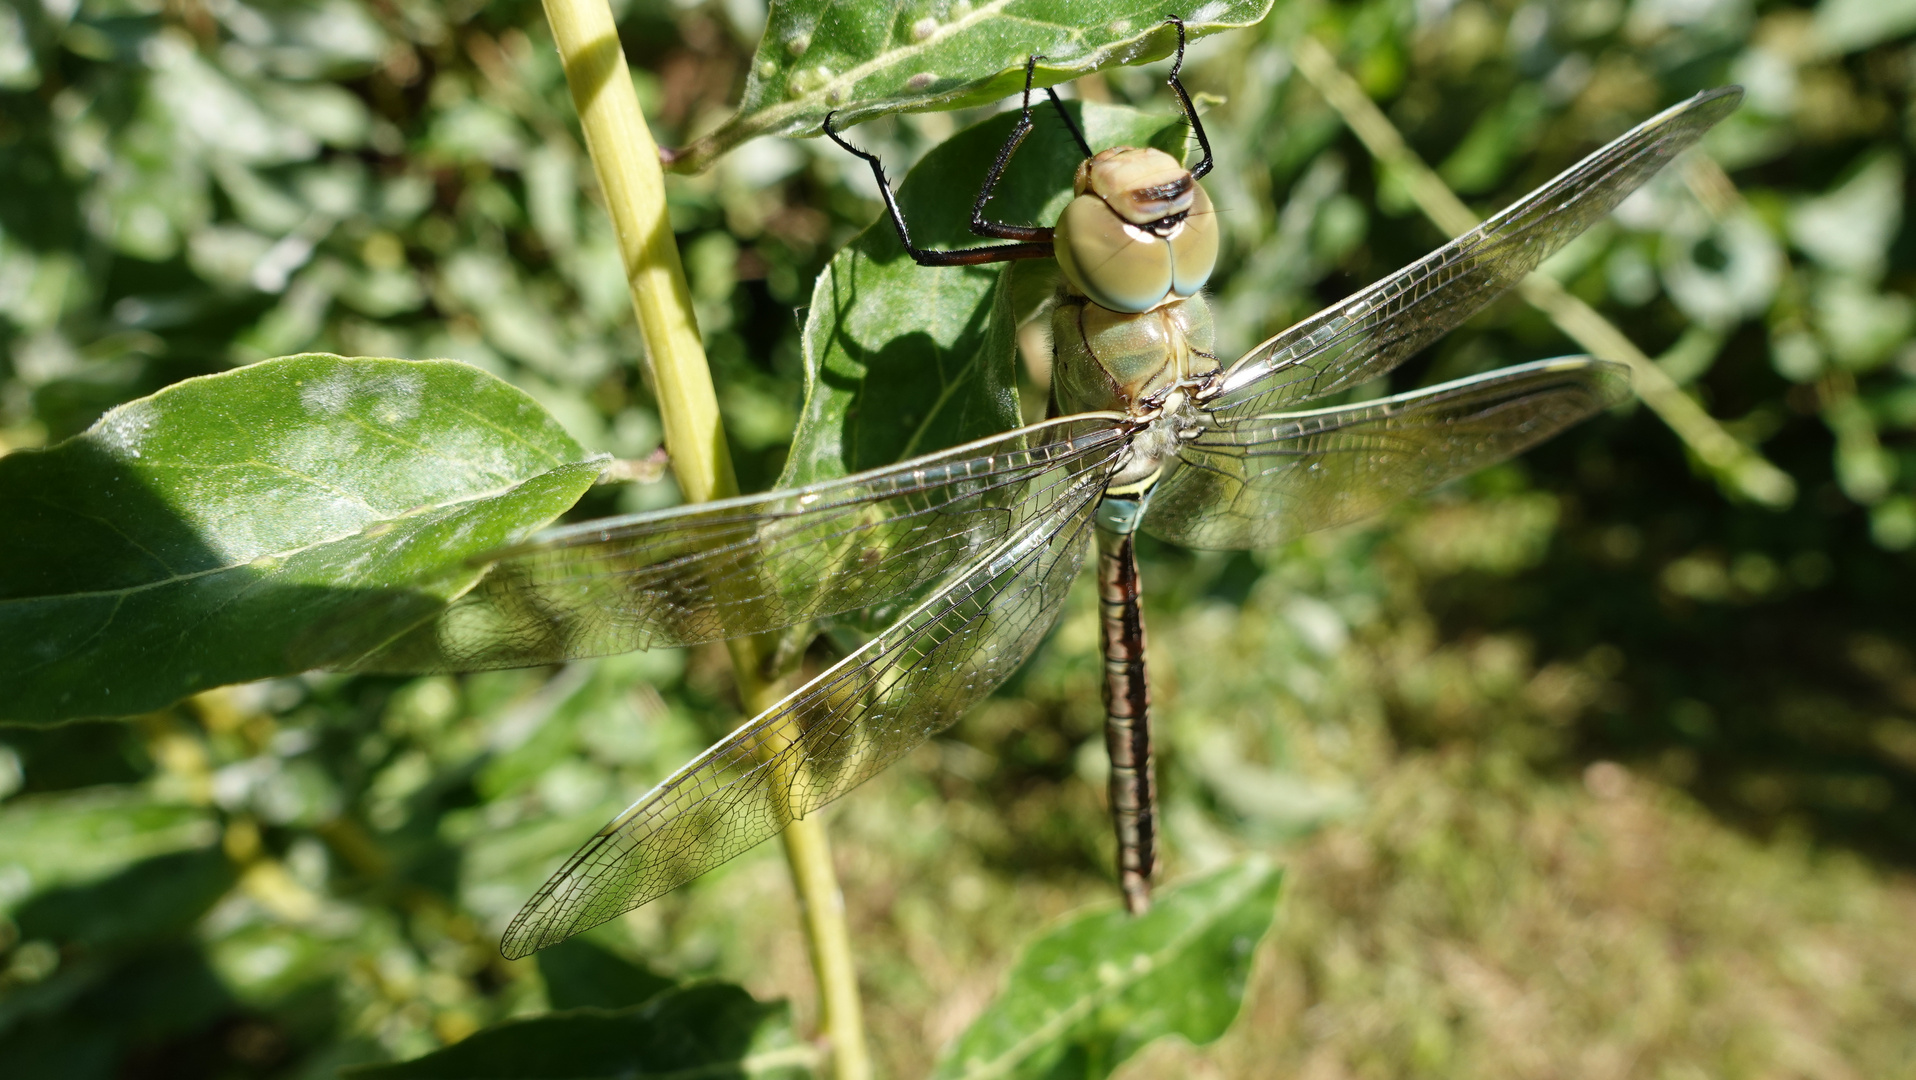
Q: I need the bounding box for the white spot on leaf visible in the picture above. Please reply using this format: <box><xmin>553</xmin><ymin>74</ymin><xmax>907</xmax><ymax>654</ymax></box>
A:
<box><xmin>300</xmin><ymin>372</ymin><xmax>354</xmax><ymax>414</ymax></box>
<box><xmin>1189</xmin><ymin>2</ymin><xmax>1232</xmax><ymax>25</ymax></box>
<box><xmin>94</xmin><ymin>402</ymin><xmax>158</xmax><ymax>460</ymax></box>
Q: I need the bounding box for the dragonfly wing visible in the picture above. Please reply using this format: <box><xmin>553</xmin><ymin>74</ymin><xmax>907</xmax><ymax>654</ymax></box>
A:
<box><xmin>356</xmin><ymin>418</ymin><xmax>1125</xmax><ymax>673</ymax></box>
<box><xmin>1213</xmin><ymin>87</ymin><xmax>1740</xmax><ymax>416</ymax></box>
<box><xmin>498</xmin><ymin>453</ymin><xmax>1111</xmax><ymax>958</ymax></box>
<box><xmin>1145</xmin><ymin>358</ymin><xmax>1630</xmax><ymax>551</ymax></box>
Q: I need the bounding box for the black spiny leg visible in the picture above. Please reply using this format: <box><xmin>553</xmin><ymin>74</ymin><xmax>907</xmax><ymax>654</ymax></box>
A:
<box><xmin>1045</xmin><ymin>86</ymin><xmax>1095</xmax><ymax>160</ymax></box>
<box><xmin>967</xmin><ymin>56</ymin><xmax>1096</xmax><ymax>241</ymax></box>
<box><xmin>1164</xmin><ymin>17</ymin><xmax>1214</xmax><ymax>180</ymax></box>
<box><xmin>822</xmin><ymin>59</ymin><xmax>1060</xmax><ymax>269</ymax></box>
<box><xmin>967</xmin><ymin>56</ymin><xmax>1054</xmax><ymax>243</ymax></box>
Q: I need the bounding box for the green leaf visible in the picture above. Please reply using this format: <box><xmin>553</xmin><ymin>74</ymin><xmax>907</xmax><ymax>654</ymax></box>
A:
<box><xmin>343</xmin><ymin>983</ymin><xmax>817</xmax><ymax>1079</ymax></box>
<box><xmin>0</xmin><ymin>354</ymin><xmax>600</xmax><ymax>723</ymax></box>
<box><xmin>13</xmin><ymin>848</ymin><xmax>236</xmax><ymax>952</ymax></box>
<box><xmin>0</xmin><ymin>788</ymin><xmax>219</xmax><ymax>916</ymax></box>
<box><xmin>780</xmin><ymin>100</ymin><xmax>1190</xmax><ymax>488</ymax></box>
<box><xmin>933</xmin><ymin>858</ymin><xmax>1282</xmax><ymax>1080</ymax></box>
<box><xmin>0</xmin><ymin>849</ymin><xmax>237</xmax><ymax>1038</ymax></box>
<box><xmin>667</xmin><ymin>0</ymin><xmax>1274</xmax><ymax>172</ymax></box>
<box><xmin>536</xmin><ymin>938</ymin><xmax>677</xmax><ymax>1011</ymax></box>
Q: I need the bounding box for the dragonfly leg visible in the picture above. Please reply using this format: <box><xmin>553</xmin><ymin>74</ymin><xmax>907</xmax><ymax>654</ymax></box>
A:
<box><xmin>1163</xmin><ymin>17</ymin><xmax>1214</xmax><ymax>180</ymax></box>
<box><xmin>1045</xmin><ymin>87</ymin><xmax>1094</xmax><ymax>159</ymax></box>
<box><xmin>822</xmin><ymin>109</ymin><xmax>1055</xmax><ymax>267</ymax></box>
<box><xmin>966</xmin><ymin>55</ymin><xmax>1062</xmax><ymax>243</ymax></box>
<box><xmin>1096</xmin><ymin>526</ymin><xmax>1156</xmax><ymax>914</ymax></box>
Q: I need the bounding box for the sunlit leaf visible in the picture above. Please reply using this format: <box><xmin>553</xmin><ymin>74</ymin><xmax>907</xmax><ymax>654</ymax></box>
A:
<box><xmin>666</xmin><ymin>0</ymin><xmax>1273</xmax><ymax>172</ymax></box>
<box><xmin>933</xmin><ymin>858</ymin><xmax>1282</xmax><ymax>1080</ymax></box>
<box><xmin>1787</xmin><ymin>151</ymin><xmax>1903</xmax><ymax>278</ymax></box>
<box><xmin>0</xmin><ymin>354</ymin><xmax>600</xmax><ymax>723</ymax></box>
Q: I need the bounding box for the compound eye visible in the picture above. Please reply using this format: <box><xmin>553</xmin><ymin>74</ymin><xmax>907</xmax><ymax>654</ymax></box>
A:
<box><xmin>1084</xmin><ymin>148</ymin><xmax>1192</xmax><ymax>223</ymax></box>
<box><xmin>1169</xmin><ymin>183</ymin><xmax>1218</xmax><ymax>297</ymax></box>
<box><xmin>1054</xmin><ymin>193</ymin><xmax>1174</xmax><ymax>315</ymax></box>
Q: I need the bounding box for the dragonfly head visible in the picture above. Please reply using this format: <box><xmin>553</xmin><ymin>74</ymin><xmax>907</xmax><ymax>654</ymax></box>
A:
<box><xmin>1054</xmin><ymin>147</ymin><xmax>1218</xmax><ymax>315</ymax></box>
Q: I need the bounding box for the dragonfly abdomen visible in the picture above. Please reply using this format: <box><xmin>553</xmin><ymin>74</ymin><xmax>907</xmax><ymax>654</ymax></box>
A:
<box><xmin>1095</xmin><ymin>527</ymin><xmax>1156</xmax><ymax>915</ymax></box>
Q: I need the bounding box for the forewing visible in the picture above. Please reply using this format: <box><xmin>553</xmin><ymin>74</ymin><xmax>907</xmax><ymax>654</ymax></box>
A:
<box><xmin>1145</xmin><ymin>358</ymin><xmax>1630</xmax><ymax>551</ymax></box>
<box><xmin>1213</xmin><ymin>87</ymin><xmax>1741</xmax><ymax>416</ymax></box>
<box><xmin>356</xmin><ymin>418</ymin><xmax>1124</xmax><ymax>672</ymax></box>
<box><xmin>498</xmin><ymin>454</ymin><xmax>1112</xmax><ymax>958</ymax></box>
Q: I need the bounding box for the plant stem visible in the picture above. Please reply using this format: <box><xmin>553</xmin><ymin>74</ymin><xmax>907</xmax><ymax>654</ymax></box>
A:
<box><xmin>741</xmin><ymin>675</ymin><xmax>871</xmax><ymax>1080</ymax></box>
<box><xmin>781</xmin><ymin>818</ymin><xmax>865</xmax><ymax>1072</ymax></box>
<box><xmin>541</xmin><ymin>0</ymin><xmax>729</xmax><ymax>504</ymax></box>
<box><xmin>540</xmin><ymin>2</ymin><xmax>870</xmax><ymax>1075</ymax></box>
<box><xmin>1290</xmin><ymin>35</ymin><xmax>1796</xmax><ymax>509</ymax></box>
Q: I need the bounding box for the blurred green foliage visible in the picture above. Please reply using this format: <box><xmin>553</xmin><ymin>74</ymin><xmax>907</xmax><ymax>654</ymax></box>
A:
<box><xmin>3</xmin><ymin>0</ymin><xmax>1916</xmax><ymax>1077</ymax></box>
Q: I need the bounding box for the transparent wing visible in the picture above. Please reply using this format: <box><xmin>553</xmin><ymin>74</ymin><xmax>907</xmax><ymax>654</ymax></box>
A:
<box><xmin>1145</xmin><ymin>358</ymin><xmax>1630</xmax><ymax>551</ymax></box>
<box><xmin>1212</xmin><ymin>87</ymin><xmax>1740</xmax><ymax>416</ymax></box>
<box><xmin>499</xmin><ymin>454</ymin><xmax>1112</xmax><ymax>958</ymax></box>
<box><xmin>356</xmin><ymin>417</ymin><xmax>1125</xmax><ymax>673</ymax></box>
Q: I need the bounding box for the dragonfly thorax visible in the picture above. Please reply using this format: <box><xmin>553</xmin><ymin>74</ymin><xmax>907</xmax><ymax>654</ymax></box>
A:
<box><xmin>1051</xmin><ymin>290</ymin><xmax>1219</xmax><ymax>417</ymax></box>
<box><xmin>1053</xmin><ymin>147</ymin><xmax>1218</xmax><ymax>315</ymax></box>
<box><xmin>1106</xmin><ymin>389</ymin><xmax>1205</xmax><ymax>494</ymax></box>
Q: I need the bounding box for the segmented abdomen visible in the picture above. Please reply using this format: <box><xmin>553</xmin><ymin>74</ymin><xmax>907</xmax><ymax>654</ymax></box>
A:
<box><xmin>1096</xmin><ymin>527</ymin><xmax>1155</xmax><ymax>914</ymax></box>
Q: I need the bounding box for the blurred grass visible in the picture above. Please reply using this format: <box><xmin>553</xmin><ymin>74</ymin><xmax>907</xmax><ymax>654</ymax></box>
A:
<box><xmin>4</xmin><ymin>0</ymin><xmax>1916</xmax><ymax>1077</ymax></box>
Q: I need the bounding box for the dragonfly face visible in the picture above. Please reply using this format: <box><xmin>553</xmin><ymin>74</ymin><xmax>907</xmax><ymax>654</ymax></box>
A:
<box><xmin>355</xmin><ymin>17</ymin><xmax>1743</xmax><ymax>956</ymax></box>
<box><xmin>1054</xmin><ymin>146</ymin><xmax>1219</xmax><ymax>314</ymax></box>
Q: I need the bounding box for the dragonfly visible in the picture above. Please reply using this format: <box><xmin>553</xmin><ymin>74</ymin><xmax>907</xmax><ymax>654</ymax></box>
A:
<box><xmin>365</xmin><ymin>22</ymin><xmax>1743</xmax><ymax>958</ymax></box>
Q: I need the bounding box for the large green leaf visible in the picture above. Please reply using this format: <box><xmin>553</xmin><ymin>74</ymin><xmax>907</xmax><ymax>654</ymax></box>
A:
<box><xmin>0</xmin><ymin>354</ymin><xmax>600</xmax><ymax>723</ymax></box>
<box><xmin>933</xmin><ymin>859</ymin><xmax>1282</xmax><ymax>1080</ymax></box>
<box><xmin>780</xmin><ymin>100</ymin><xmax>1190</xmax><ymax>488</ymax></box>
<box><xmin>344</xmin><ymin>983</ymin><xmax>816</xmax><ymax>1079</ymax></box>
<box><xmin>666</xmin><ymin>0</ymin><xmax>1274</xmax><ymax>172</ymax></box>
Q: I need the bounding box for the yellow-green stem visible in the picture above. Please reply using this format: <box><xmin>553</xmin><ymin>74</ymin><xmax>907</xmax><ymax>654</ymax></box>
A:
<box><xmin>1290</xmin><ymin>35</ymin><xmax>1796</xmax><ymax>509</ymax></box>
<box><xmin>542</xmin><ymin>0</ymin><xmax>730</xmax><ymax>503</ymax></box>
<box><xmin>742</xmin><ymin>675</ymin><xmax>871</xmax><ymax>1080</ymax></box>
<box><xmin>540</xmin><ymin>1</ymin><xmax>869</xmax><ymax>1075</ymax></box>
